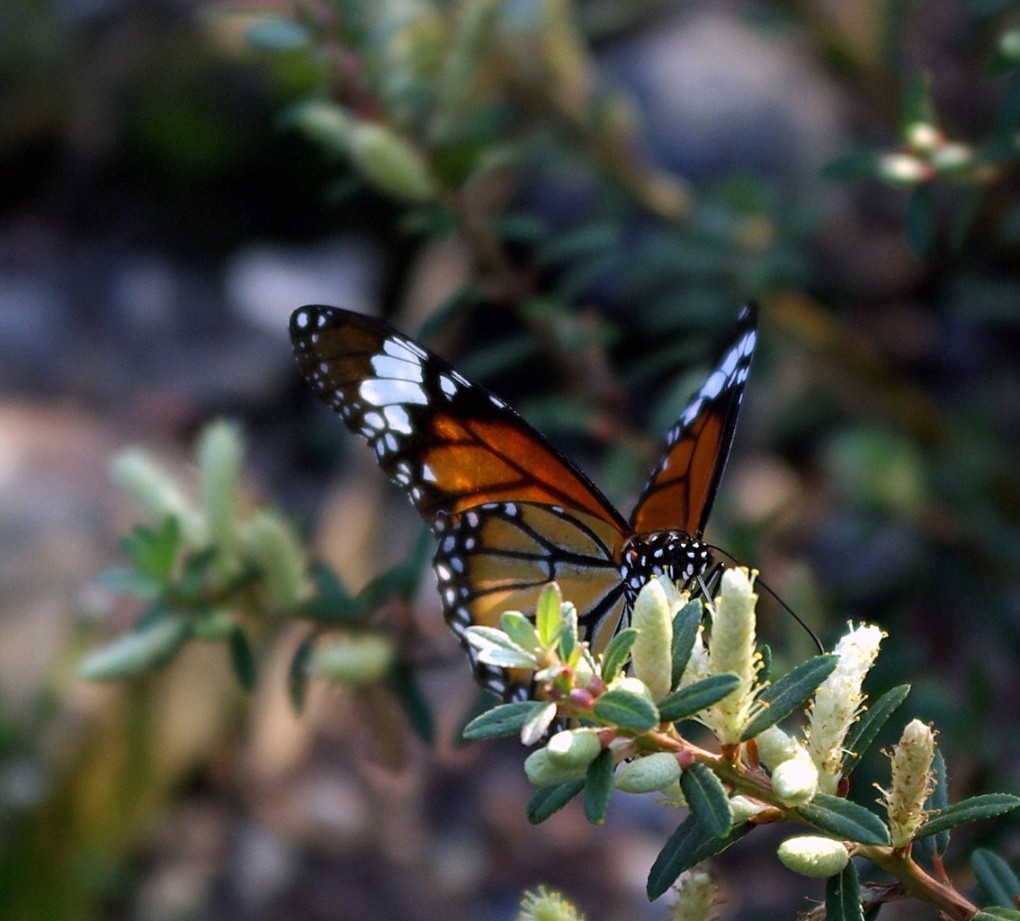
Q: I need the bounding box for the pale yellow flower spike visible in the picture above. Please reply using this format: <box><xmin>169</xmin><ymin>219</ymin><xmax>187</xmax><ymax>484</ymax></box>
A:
<box><xmin>886</xmin><ymin>719</ymin><xmax>937</xmax><ymax>848</ymax></box>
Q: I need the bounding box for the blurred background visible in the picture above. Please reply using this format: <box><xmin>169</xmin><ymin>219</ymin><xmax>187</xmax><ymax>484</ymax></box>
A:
<box><xmin>1</xmin><ymin>0</ymin><xmax>1018</xmax><ymax>918</ymax></box>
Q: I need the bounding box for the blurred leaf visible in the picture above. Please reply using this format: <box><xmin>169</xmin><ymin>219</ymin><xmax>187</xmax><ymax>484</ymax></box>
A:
<box><xmin>389</xmin><ymin>660</ymin><xmax>435</xmax><ymax>745</ymax></box>
<box><xmin>821</xmin><ymin>151</ymin><xmax>883</xmax><ymax>181</ymax></box>
<box><xmin>659</xmin><ymin>674</ymin><xmax>741</xmax><ymax>724</ymax></box>
<box><xmin>915</xmin><ymin>794</ymin><xmax>1020</xmax><ymax>839</ymax></box>
<box><xmin>177</xmin><ymin>547</ymin><xmax>218</xmax><ymax>598</ymax></box>
<box><xmin>680</xmin><ymin>763</ymin><xmax>733</xmax><ymax>838</ymax></box>
<box><xmin>288</xmin><ymin>634</ymin><xmax>316</xmax><ymax>712</ymax></box>
<box><xmin>536</xmin><ymin>221</ymin><xmax>619</xmax><ymax>267</ymax></box>
<box><xmin>584</xmin><ymin>750</ymin><xmax>614</xmax><ymax>825</ymax></box>
<box><xmin>95</xmin><ymin>566</ymin><xmax>162</xmax><ymax>601</ymax></box>
<box><xmin>358</xmin><ymin>526</ymin><xmax>432</xmax><ymax>606</ymax></box>
<box><xmin>741</xmin><ymin>655</ymin><xmax>839</xmax><ymax>740</ymax></box>
<box><xmin>647</xmin><ymin>814</ymin><xmax>752</xmax><ymax>899</ymax></box>
<box><xmin>528</xmin><ymin>779</ymin><xmax>585</xmax><ymax>824</ymax></box>
<box><xmin>972</xmin><ymin>910</ymin><xmax>1020</xmax><ymax>921</ymax></box>
<box><xmin>998</xmin><ymin>72</ymin><xmax>1020</xmax><ymax>128</ymax></box>
<box><xmin>826</xmin><ymin>861</ymin><xmax>864</xmax><ymax>921</ymax></box>
<box><xmin>455</xmin><ymin>333</ymin><xmax>538</xmax><ymax>381</ymax></box>
<box><xmin>973</xmin><ymin>849</ymin><xmax>1020</xmax><ymax>908</ymax></box>
<box><xmin>902</xmin><ymin>72</ymin><xmax>935</xmax><ymax>128</ymax></box>
<box><xmin>79</xmin><ymin>615</ymin><xmax>190</xmax><ymax>681</ymax></box>
<box><xmin>228</xmin><ymin>626</ymin><xmax>257</xmax><ymax>691</ymax></box>
<box><xmin>122</xmin><ymin>517</ymin><xmax>181</xmax><ymax>583</ymax></box>
<box><xmin>797</xmin><ymin>794</ymin><xmax>890</xmax><ymax>846</ymax></box>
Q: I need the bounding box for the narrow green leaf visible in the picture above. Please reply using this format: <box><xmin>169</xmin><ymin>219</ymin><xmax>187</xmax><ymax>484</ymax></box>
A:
<box><xmin>177</xmin><ymin>547</ymin><xmax>218</xmax><ymax>597</ymax></box>
<box><xmin>915</xmin><ymin>794</ymin><xmax>1020</xmax><ymax>839</ymax></box>
<box><xmin>536</xmin><ymin>583</ymin><xmax>564</xmax><ymax>646</ymax></box>
<box><xmin>670</xmin><ymin>599</ymin><xmax>702</xmax><ymax>687</ymax></box>
<box><xmin>388</xmin><ymin>661</ymin><xmax>435</xmax><ymax>745</ymax></box>
<box><xmin>297</xmin><ymin>593</ymin><xmax>365</xmax><ymax>623</ymax></box>
<box><xmin>973</xmin><ymin>848</ymin><xmax>1020</xmax><ymax>909</ymax></box>
<box><xmin>95</xmin><ymin>566</ymin><xmax>162</xmax><ymax>600</ymax></box>
<box><xmin>646</xmin><ymin>815</ymin><xmax>751</xmax><ymax>899</ymax></box>
<box><xmin>972</xmin><ymin>910</ymin><xmax>1020</xmax><ymax>921</ymax></box>
<box><xmin>680</xmin><ymin>763</ymin><xmax>733</xmax><ymax>838</ymax></box>
<box><xmin>122</xmin><ymin>517</ymin><xmax>181</xmax><ymax>582</ymax></box>
<box><xmin>287</xmin><ymin>634</ymin><xmax>316</xmax><ymax>713</ymax></box>
<box><xmin>659</xmin><ymin>674</ymin><xmax>741</xmax><ymax>723</ymax></box>
<box><xmin>902</xmin><ymin>72</ymin><xmax>935</xmax><ymax>127</ymax></box>
<box><xmin>584</xmin><ymin>750</ymin><xmax>615</xmax><ymax>826</ymax></box>
<box><xmin>601</xmin><ymin>628</ymin><xmax>638</xmax><ymax>681</ymax></box>
<box><xmin>797</xmin><ymin>793</ymin><xmax>890</xmax><ymax>846</ymax></box>
<box><xmin>228</xmin><ymin>627</ymin><xmax>257</xmax><ymax>691</ymax></box>
<box><xmin>842</xmin><ymin>684</ymin><xmax>910</xmax><ymax>776</ymax></box>
<box><xmin>463</xmin><ymin>701</ymin><xmax>552</xmax><ymax>740</ymax></box>
<box><xmin>557</xmin><ymin>601</ymin><xmax>578</xmax><ymax>662</ymax></box>
<box><xmin>592</xmin><ymin>689</ymin><xmax>659</xmax><ymax>731</ymax></box>
<box><xmin>79</xmin><ymin>615</ymin><xmax>190</xmax><ymax>681</ymax></box>
<box><xmin>528</xmin><ymin>779</ymin><xmax>585</xmax><ymax>824</ymax></box>
<box><xmin>741</xmin><ymin>654</ymin><xmax>839</xmax><ymax>741</ymax></box>
<box><xmin>357</xmin><ymin>527</ymin><xmax>432</xmax><ymax>606</ymax></box>
<box><xmin>246</xmin><ymin>17</ymin><xmax>311</xmax><ymax>51</ymax></box>
<box><xmin>918</xmin><ymin>749</ymin><xmax>950</xmax><ymax>860</ymax></box>
<box><xmin>499</xmin><ymin>611</ymin><xmax>542</xmax><ymax>653</ymax></box>
<box><xmin>825</xmin><ymin>860</ymin><xmax>864</xmax><ymax>921</ymax></box>
<box><xmin>758</xmin><ymin>643</ymin><xmax>773</xmax><ymax>684</ymax></box>
<box><xmin>520</xmin><ymin>702</ymin><xmax>558</xmax><ymax>746</ymax></box>
<box><xmin>465</xmin><ymin>626</ymin><xmax>537</xmax><ymax>668</ymax></box>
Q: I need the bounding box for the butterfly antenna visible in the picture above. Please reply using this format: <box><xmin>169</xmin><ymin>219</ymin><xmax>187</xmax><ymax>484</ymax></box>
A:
<box><xmin>704</xmin><ymin>543</ymin><xmax>824</xmax><ymax>654</ymax></box>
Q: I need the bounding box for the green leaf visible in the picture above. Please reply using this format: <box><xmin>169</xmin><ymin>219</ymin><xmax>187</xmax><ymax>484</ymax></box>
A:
<box><xmin>557</xmin><ymin>601</ymin><xmax>579</xmax><ymax>662</ymax></box>
<box><xmin>287</xmin><ymin>635</ymin><xmax>316</xmax><ymax>713</ymax></box>
<box><xmin>499</xmin><ymin>611</ymin><xmax>542</xmax><ymax>654</ymax></box>
<box><xmin>902</xmin><ymin>72</ymin><xmax>935</xmax><ymax>128</ymax></box>
<box><xmin>646</xmin><ymin>815</ymin><xmax>752</xmax><ymax>899</ymax></box>
<box><xmin>972</xmin><ymin>910</ymin><xmax>1020</xmax><ymax>921</ymax></box>
<box><xmin>659</xmin><ymin>674</ymin><xmax>741</xmax><ymax>723</ymax></box>
<box><xmin>535</xmin><ymin>583</ymin><xmax>564</xmax><ymax>646</ymax></box>
<box><xmin>122</xmin><ymin>517</ymin><xmax>181</xmax><ymax>583</ymax></box>
<box><xmin>296</xmin><ymin>594</ymin><xmax>365</xmax><ymax>624</ymax></box>
<box><xmin>592</xmin><ymin>688</ymin><xmax>659</xmax><ymax>732</ymax></box>
<box><xmin>797</xmin><ymin>794</ymin><xmax>890</xmax><ymax>846</ymax></box>
<box><xmin>228</xmin><ymin>627</ymin><xmax>257</xmax><ymax>691</ymax></box>
<box><xmin>177</xmin><ymin>547</ymin><xmax>218</xmax><ymax>597</ymax></box>
<box><xmin>95</xmin><ymin>566</ymin><xmax>163</xmax><ymax>600</ymax></box>
<box><xmin>246</xmin><ymin>17</ymin><xmax>312</xmax><ymax>51</ymax></box>
<box><xmin>741</xmin><ymin>654</ymin><xmax>839</xmax><ymax>741</ymax></box>
<box><xmin>79</xmin><ymin>615</ymin><xmax>190</xmax><ymax>681</ymax></box>
<box><xmin>915</xmin><ymin>794</ymin><xmax>1020</xmax><ymax>839</ymax></box>
<box><xmin>465</xmin><ymin>626</ymin><xmax>538</xmax><ymax>669</ymax></box>
<box><xmin>671</xmin><ymin>599</ymin><xmax>702</xmax><ymax>688</ymax></box>
<box><xmin>520</xmin><ymin>702</ymin><xmax>558</xmax><ymax>746</ymax></box>
<box><xmin>527</xmin><ymin>779</ymin><xmax>585</xmax><ymax>824</ymax></box>
<box><xmin>584</xmin><ymin>750</ymin><xmax>614</xmax><ymax>826</ymax></box>
<box><xmin>388</xmin><ymin>661</ymin><xmax>435</xmax><ymax>746</ymax></box>
<box><xmin>825</xmin><ymin>860</ymin><xmax>864</xmax><ymax>921</ymax></box>
<box><xmin>463</xmin><ymin>701</ymin><xmax>553</xmax><ymax>740</ymax></box>
<box><xmin>973</xmin><ymin>848</ymin><xmax>1020</xmax><ymax>908</ymax></box>
<box><xmin>906</xmin><ymin>184</ymin><xmax>934</xmax><ymax>258</ymax></box>
<box><xmin>842</xmin><ymin>684</ymin><xmax>910</xmax><ymax>776</ymax></box>
<box><xmin>601</xmin><ymin>628</ymin><xmax>638</xmax><ymax>682</ymax></box>
<box><xmin>918</xmin><ymin>749</ymin><xmax>950</xmax><ymax>860</ymax></box>
<box><xmin>358</xmin><ymin>527</ymin><xmax>433</xmax><ymax>606</ymax></box>
<box><xmin>680</xmin><ymin>763</ymin><xmax>733</xmax><ymax>838</ymax></box>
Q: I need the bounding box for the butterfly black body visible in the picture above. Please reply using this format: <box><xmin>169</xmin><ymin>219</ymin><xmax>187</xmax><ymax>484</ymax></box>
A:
<box><xmin>290</xmin><ymin>303</ymin><xmax>757</xmax><ymax>696</ymax></box>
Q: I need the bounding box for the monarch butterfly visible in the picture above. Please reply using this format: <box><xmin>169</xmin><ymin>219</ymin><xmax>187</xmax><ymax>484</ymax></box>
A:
<box><xmin>290</xmin><ymin>303</ymin><xmax>757</xmax><ymax>697</ymax></box>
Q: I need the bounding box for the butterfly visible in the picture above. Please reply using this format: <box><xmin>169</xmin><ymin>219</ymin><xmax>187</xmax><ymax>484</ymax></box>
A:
<box><xmin>290</xmin><ymin>302</ymin><xmax>757</xmax><ymax>697</ymax></box>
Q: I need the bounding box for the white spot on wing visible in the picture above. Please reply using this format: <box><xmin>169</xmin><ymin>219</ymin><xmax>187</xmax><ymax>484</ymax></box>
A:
<box><xmin>359</xmin><ymin>378</ymin><xmax>428</xmax><ymax>406</ymax></box>
<box><xmin>371</xmin><ymin>354</ymin><xmax>424</xmax><ymax>383</ymax></box>
<box><xmin>384</xmin><ymin>404</ymin><xmax>413</xmax><ymax>434</ymax></box>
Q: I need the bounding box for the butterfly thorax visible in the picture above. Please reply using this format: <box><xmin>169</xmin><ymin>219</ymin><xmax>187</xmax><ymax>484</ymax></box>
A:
<box><xmin>620</xmin><ymin>531</ymin><xmax>713</xmax><ymax>605</ymax></box>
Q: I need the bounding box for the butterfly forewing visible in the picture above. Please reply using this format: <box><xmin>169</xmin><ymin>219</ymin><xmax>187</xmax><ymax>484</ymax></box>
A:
<box><xmin>629</xmin><ymin>302</ymin><xmax>757</xmax><ymax>537</ymax></box>
<box><xmin>291</xmin><ymin>306</ymin><xmax>629</xmax><ymax>530</ymax></box>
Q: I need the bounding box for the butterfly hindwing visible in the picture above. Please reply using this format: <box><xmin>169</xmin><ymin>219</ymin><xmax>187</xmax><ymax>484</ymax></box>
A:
<box><xmin>629</xmin><ymin>302</ymin><xmax>758</xmax><ymax>537</ymax></box>
<box><xmin>433</xmin><ymin>501</ymin><xmax>628</xmax><ymax>696</ymax></box>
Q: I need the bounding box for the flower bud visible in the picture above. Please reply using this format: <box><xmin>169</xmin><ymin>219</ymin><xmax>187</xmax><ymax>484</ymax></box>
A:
<box><xmin>519</xmin><ymin>886</ymin><xmax>585</xmax><ymax>921</ymax></box>
<box><xmin>806</xmin><ymin>623</ymin><xmax>884</xmax><ymax>794</ymax></box>
<box><xmin>198</xmin><ymin>420</ymin><xmax>243</xmax><ymax>565</ymax></box>
<box><xmin>109</xmin><ymin>449</ymin><xmax>203</xmax><ymax>544</ymax></box>
<box><xmin>244</xmin><ymin>510</ymin><xmax>310</xmax><ymax>608</ymax></box>
<box><xmin>613</xmin><ymin>752</ymin><xmax>681</xmax><ymax>794</ymax></box>
<box><xmin>771</xmin><ymin>756</ymin><xmax>819</xmax><ymax>807</ymax></box>
<box><xmin>729</xmin><ymin>795</ymin><xmax>767</xmax><ymax>825</ymax></box>
<box><xmin>79</xmin><ymin>616</ymin><xmax>190</xmax><ymax>680</ymax></box>
<box><xmin>776</xmin><ymin>836</ymin><xmax>849</xmax><ymax>878</ymax></box>
<box><xmin>886</xmin><ymin>719</ymin><xmax>936</xmax><ymax>848</ymax></box>
<box><xmin>631</xmin><ymin>577</ymin><xmax>675</xmax><ymax>701</ymax></box>
<box><xmin>545</xmin><ymin>729</ymin><xmax>602</xmax><ymax>769</ymax></box>
<box><xmin>312</xmin><ymin>633</ymin><xmax>395</xmax><ymax>686</ymax></box>
<box><xmin>878</xmin><ymin>153</ymin><xmax>930</xmax><ymax>185</ymax></box>
<box><xmin>904</xmin><ymin>122</ymin><xmax>942</xmax><ymax>153</ymax></box>
<box><xmin>754</xmin><ymin>725</ymin><xmax>800</xmax><ymax>769</ymax></box>
<box><xmin>665</xmin><ymin>868</ymin><xmax>716</xmax><ymax>921</ymax></box>
<box><xmin>524</xmin><ymin>747</ymin><xmax>589</xmax><ymax>787</ymax></box>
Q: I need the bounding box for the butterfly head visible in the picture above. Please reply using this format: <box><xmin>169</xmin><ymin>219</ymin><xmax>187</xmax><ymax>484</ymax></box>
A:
<box><xmin>620</xmin><ymin>531</ymin><xmax>713</xmax><ymax>604</ymax></box>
